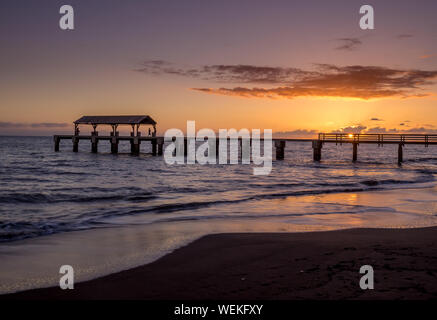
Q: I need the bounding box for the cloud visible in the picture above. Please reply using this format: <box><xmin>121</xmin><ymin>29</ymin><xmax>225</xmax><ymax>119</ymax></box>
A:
<box><xmin>273</xmin><ymin>129</ymin><xmax>317</xmax><ymax>138</ymax></box>
<box><xmin>0</xmin><ymin>122</ymin><xmax>69</xmax><ymax>128</ymax></box>
<box><xmin>420</xmin><ymin>54</ymin><xmax>436</xmax><ymax>59</ymax></box>
<box><xmin>138</xmin><ymin>61</ymin><xmax>437</xmax><ymax>100</ymax></box>
<box><xmin>365</xmin><ymin>126</ymin><xmax>437</xmax><ymax>134</ymax></box>
<box><xmin>370</xmin><ymin>118</ymin><xmax>383</xmax><ymax>121</ymax></box>
<box><xmin>335</xmin><ymin>38</ymin><xmax>362</xmax><ymax>51</ymax></box>
<box><xmin>396</xmin><ymin>34</ymin><xmax>413</xmax><ymax>39</ymax></box>
<box><xmin>333</xmin><ymin>125</ymin><xmax>367</xmax><ymax>134</ymax></box>
<box><xmin>137</xmin><ymin>61</ymin><xmax>314</xmax><ymax>84</ymax></box>
<box><xmin>329</xmin><ymin>125</ymin><xmax>437</xmax><ymax>134</ymax></box>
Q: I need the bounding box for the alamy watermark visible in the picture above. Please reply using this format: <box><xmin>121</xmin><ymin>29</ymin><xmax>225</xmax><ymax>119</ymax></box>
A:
<box><xmin>59</xmin><ymin>265</ymin><xmax>74</xmax><ymax>289</ymax></box>
<box><xmin>359</xmin><ymin>265</ymin><xmax>374</xmax><ymax>290</ymax></box>
<box><xmin>58</xmin><ymin>5</ymin><xmax>374</xmax><ymax>31</ymax></box>
<box><xmin>163</xmin><ymin>121</ymin><xmax>272</xmax><ymax>176</ymax></box>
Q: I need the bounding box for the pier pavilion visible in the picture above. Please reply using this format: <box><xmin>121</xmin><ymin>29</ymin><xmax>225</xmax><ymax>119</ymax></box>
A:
<box><xmin>54</xmin><ymin>115</ymin><xmax>162</xmax><ymax>155</ymax></box>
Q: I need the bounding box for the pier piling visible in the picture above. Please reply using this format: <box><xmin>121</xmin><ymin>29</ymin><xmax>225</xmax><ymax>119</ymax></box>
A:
<box><xmin>54</xmin><ymin>136</ymin><xmax>60</xmax><ymax>152</ymax></box>
<box><xmin>275</xmin><ymin>140</ymin><xmax>285</xmax><ymax>160</ymax></box>
<box><xmin>157</xmin><ymin>137</ymin><xmax>164</xmax><ymax>156</ymax></box>
<box><xmin>110</xmin><ymin>133</ymin><xmax>119</xmax><ymax>154</ymax></box>
<box><xmin>152</xmin><ymin>139</ymin><xmax>158</xmax><ymax>156</ymax></box>
<box><xmin>352</xmin><ymin>143</ymin><xmax>358</xmax><ymax>162</ymax></box>
<box><xmin>216</xmin><ymin>138</ymin><xmax>220</xmax><ymax>158</ymax></box>
<box><xmin>72</xmin><ymin>137</ymin><xmax>79</xmax><ymax>152</ymax></box>
<box><xmin>398</xmin><ymin>143</ymin><xmax>403</xmax><ymax>164</ymax></box>
<box><xmin>130</xmin><ymin>137</ymin><xmax>140</xmax><ymax>155</ymax></box>
<box><xmin>312</xmin><ymin>140</ymin><xmax>322</xmax><ymax>161</ymax></box>
<box><xmin>91</xmin><ymin>132</ymin><xmax>98</xmax><ymax>153</ymax></box>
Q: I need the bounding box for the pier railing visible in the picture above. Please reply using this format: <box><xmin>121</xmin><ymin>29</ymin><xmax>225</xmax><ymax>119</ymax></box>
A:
<box><xmin>318</xmin><ymin>133</ymin><xmax>437</xmax><ymax>145</ymax></box>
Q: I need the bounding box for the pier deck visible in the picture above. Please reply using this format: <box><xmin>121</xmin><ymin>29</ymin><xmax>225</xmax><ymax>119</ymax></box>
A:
<box><xmin>313</xmin><ymin>133</ymin><xmax>437</xmax><ymax>163</ymax></box>
<box><xmin>53</xmin><ymin>132</ymin><xmax>437</xmax><ymax>165</ymax></box>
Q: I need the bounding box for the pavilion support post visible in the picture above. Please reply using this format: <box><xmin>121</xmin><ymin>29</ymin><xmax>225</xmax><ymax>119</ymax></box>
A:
<box><xmin>312</xmin><ymin>140</ymin><xmax>322</xmax><ymax>161</ymax></box>
<box><xmin>352</xmin><ymin>143</ymin><xmax>358</xmax><ymax>162</ymax></box>
<box><xmin>72</xmin><ymin>137</ymin><xmax>79</xmax><ymax>152</ymax></box>
<box><xmin>398</xmin><ymin>143</ymin><xmax>403</xmax><ymax>164</ymax></box>
<box><xmin>157</xmin><ymin>137</ymin><xmax>164</xmax><ymax>156</ymax></box>
<box><xmin>54</xmin><ymin>136</ymin><xmax>60</xmax><ymax>152</ymax></box>
<box><xmin>152</xmin><ymin>139</ymin><xmax>157</xmax><ymax>156</ymax></box>
<box><xmin>131</xmin><ymin>137</ymin><xmax>140</xmax><ymax>155</ymax></box>
<box><xmin>275</xmin><ymin>140</ymin><xmax>286</xmax><ymax>160</ymax></box>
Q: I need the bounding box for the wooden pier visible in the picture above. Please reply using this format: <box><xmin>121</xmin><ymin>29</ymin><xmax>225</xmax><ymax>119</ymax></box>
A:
<box><xmin>54</xmin><ymin>115</ymin><xmax>162</xmax><ymax>155</ymax></box>
<box><xmin>313</xmin><ymin>133</ymin><xmax>437</xmax><ymax>164</ymax></box>
<box><xmin>53</xmin><ymin>118</ymin><xmax>437</xmax><ymax>164</ymax></box>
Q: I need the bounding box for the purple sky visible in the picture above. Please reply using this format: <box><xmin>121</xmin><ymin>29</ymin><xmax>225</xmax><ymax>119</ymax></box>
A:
<box><xmin>1</xmin><ymin>0</ymin><xmax>436</xmax><ymax>136</ymax></box>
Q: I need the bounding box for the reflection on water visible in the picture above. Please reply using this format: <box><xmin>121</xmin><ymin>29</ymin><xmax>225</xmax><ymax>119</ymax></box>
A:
<box><xmin>1</xmin><ymin>137</ymin><xmax>437</xmax><ymax>242</ymax></box>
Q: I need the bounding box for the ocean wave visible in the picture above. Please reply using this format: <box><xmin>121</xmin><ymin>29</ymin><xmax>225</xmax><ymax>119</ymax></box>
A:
<box><xmin>0</xmin><ymin>191</ymin><xmax>156</xmax><ymax>204</ymax></box>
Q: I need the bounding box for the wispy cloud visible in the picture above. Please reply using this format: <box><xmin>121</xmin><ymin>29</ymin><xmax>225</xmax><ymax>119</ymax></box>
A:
<box><xmin>137</xmin><ymin>61</ymin><xmax>437</xmax><ymax>100</ymax></box>
<box><xmin>333</xmin><ymin>125</ymin><xmax>437</xmax><ymax>134</ymax></box>
<box><xmin>420</xmin><ymin>54</ymin><xmax>436</xmax><ymax>60</ymax></box>
<box><xmin>365</xmin><ymin>126</ymin><xmax>437</xmax><ymax>134</ymax></box>
<box><xmin>0</xmin><ymin>122</ymin><xmax>69</xmax><ymax>128</ymax></box>
<box><xmin>136</xmin><ymin>60</ymin><xmax>315</xmax><ymax>84</ymax></box>
<box><xmin>333</xmin><ymin>125</ymin><xmax>367</xmax><ymax>134</ymax></box>
<box><xmin>396</xmin><ymin>34</ymin><xmax>414</xmax><ymax>39</ymax></box>
<box><xmin>273</xmin><ymin>129</ymin><xmax>317</xmax><ymax>138</ymax></box>
<box><xmin>335</xmin><ymin>38</ymin><xmax>362</xmax><ymax>51</ymax></box>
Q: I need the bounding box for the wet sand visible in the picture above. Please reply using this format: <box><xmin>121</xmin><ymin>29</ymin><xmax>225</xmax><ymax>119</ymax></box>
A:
<box><xmin>3</xmin><ymin>227</ymin><xmax>437</xmax><ymax>300</ymax></box>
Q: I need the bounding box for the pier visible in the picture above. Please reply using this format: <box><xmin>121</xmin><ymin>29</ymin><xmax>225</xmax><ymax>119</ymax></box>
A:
<box><xmin>54</xmin><ymin>115</ymin><xmax>164</xmax><ymax>155</ymax></box>
<box><xmin>53</xmin><ymin>117</ymin><xmax>437</xmax><ymax>164</ymax></box>
<box><xmin>314</xmin><ymin>133</ymin><xmax>437</xmax><ymax>164</ymax></box>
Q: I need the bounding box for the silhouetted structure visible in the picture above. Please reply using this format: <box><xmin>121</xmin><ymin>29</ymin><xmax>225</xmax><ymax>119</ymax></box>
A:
<box><xmin>53</xmin><ymin>122</ymin><xmax>437</xmax><ymax>164</ymax></box>
<box><xmin>315</xmin><ymin>133</ymin><xmax>437</xmax><ymax>164</ymax></box>
<box><xmin>53</xmin><ymin>115</ymin><xmax>161</xmax><ymax>155</ymax></box>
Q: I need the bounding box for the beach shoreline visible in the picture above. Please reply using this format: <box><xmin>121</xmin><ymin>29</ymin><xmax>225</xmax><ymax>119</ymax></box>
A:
<box><xmin>3</xmin><ymin>226</ymin><xmax>437</xmax><ymax>300</ymax></box>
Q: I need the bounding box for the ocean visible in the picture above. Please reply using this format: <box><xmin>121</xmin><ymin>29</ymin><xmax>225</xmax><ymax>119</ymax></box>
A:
<box><xmin>1</xmin><ymin>136</ymin><xmax>437</xmax><ymax>293</ymax></box>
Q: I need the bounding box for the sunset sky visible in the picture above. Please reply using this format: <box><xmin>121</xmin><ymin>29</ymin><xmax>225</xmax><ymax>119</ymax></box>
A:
<box><xmin>1</xmin><ymin>0</ymin><xmax>436</xmax><ymax>136</ymax></box>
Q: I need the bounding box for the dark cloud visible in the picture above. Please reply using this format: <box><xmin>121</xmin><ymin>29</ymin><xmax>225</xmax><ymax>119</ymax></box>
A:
<box><xmin>138</xmin><ymin>61</ymin><xmax>437</xmax><ymax>100</ymax></box>
<box><xmin>370</xmin><ymin>118</ymin><xmax>383</xmax><ymax>121</ymax></box>
<box><xmin>335</xmin><ymin>38</ymin><xmax>362</xmax><ymax>51</ymax></box>
<box><xmin>0</xmin><ymin>122</ymin><xmax>69</xmax><ymax>128</ymax></box>
<box><xmin>137</xmin><ymin>61</ymin><xmax>314</xmax><ymax>84</ymax></box>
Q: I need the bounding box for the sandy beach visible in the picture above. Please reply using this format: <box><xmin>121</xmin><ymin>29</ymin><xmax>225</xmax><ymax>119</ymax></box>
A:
<box><xmin>3</xmin><ymin>226</ymin><xmax>437</xmax><ymax>300</ymax></box>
